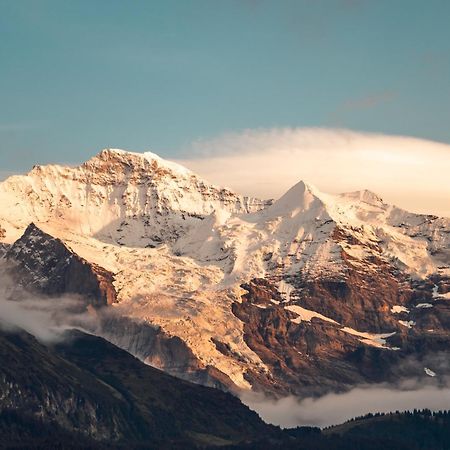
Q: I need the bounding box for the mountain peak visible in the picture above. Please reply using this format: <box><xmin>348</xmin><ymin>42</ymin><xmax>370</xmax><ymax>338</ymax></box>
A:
<box><xmin>277</xmin><ymin>179</ymin><xmax>320</xmax><ymax>199</ymax></box>
<box><xmin>339</xmin><ymin>189</ymin><xmax>384</xmax><ymax>206</ymax></box>
<box><xmin>89</xmin><ymin>148</ymin><xmax>194</xmax><ymax>178</ymax></box>
<box><xmin>264</xmin><ymin>179</ymin><xmax>325</xmax><ymax>218</ymax></box>
<box><xmin>0</xmin><ymin>148</ymin><xmax>267</xmax><ymax>245</ymax></box>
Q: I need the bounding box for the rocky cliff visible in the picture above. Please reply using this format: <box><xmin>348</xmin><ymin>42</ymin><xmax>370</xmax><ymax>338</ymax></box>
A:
<box><xmin>6</xmin><ymin>223</ymin><xmax>116</xmax><ymax>307</ymax></box>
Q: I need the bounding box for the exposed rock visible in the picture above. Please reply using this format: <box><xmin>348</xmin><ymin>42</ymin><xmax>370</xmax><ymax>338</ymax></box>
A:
<box><xmin>284</xmin><ymin>251</ymin><xmax>412</xmax><ymax>333</ymax></box>
<box><xmin>6</xmin><ymin>223</ymin><xmax>116</xmax><ymax>307</ymax></box>
<box><xmin>95</xmin><ymin>315</ymin><xmax>236</xmax><ymax>392</ymax></box>
<box><xmin>232</xmin><ymin>277</ymin><xmax>450</xmax><ymax>397</ymax></box>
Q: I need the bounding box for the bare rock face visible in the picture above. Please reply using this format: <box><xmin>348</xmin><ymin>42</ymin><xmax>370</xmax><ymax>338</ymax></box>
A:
<box><xmin>95</xmin><ymin>315</ymin><xmax>236</xmax><ymax>392</ymax></box>
<box><xmin>232</xmin><ymin>277</ymin><xmax>450</xmax><ymax>397</ymax></box>
<box><xmin>284</xmin><ymin>250</ymin><xmax>412</xmax><ymax>333</ymax></box>
<box><xmin>6</xmin><ymin>223</ymin><xmax>116</xmax><ymax>307</ymax></box>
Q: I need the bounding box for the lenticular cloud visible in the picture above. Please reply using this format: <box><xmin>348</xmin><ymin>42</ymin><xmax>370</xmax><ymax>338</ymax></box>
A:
<box><xmin>176</xmin><ymin>128</ymin><xmax>450</xmax><ymax>217</ymax></box>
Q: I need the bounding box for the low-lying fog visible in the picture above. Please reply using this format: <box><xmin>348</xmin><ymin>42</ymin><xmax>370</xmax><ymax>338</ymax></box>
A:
<box><xmin>241</xmin><ymin>381</ymin><xmax>450</xmax><ymax>428</ymax></box>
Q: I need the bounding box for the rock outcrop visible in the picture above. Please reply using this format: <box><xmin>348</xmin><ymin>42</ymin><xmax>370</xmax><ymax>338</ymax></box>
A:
<box><xmin>232</xmin><ymin>277</ymin><xmax>450</xmax><ymax>397</ymax></box>
<box><xmin>6</xmin><ymin>223</ymin><xmax>116</xmax><ymax>307</ymax></box>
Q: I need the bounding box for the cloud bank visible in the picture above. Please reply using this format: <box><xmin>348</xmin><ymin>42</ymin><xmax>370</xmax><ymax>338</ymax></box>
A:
<box><xmin>175</xmin><ymin>128</ymin><xmax>450</xmax><ymax>217</ymax></box>
<box><xmin>241</xmin><ymin>382</ymin><xmax>450</xmax><ymax>428</ymax></box>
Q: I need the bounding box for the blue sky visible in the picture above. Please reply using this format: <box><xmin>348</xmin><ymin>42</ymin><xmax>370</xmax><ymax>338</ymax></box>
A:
<box><xmin>1</xmin><ymin>0</ymin><xmax>450</xmax><ymax>171</ymax></box>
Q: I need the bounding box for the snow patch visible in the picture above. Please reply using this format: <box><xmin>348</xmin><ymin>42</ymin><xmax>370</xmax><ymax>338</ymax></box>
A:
<box><xmin>255</xmin><ymin>304</ymin><xmax>268</xmax><ymax>309</ymax></box>
<box><xmin>432</xmin><ymin>285</ymin><xmax>450</xmax><ymax>300</ymax></box>
<box><xmin>341</xmin><ymin>327</ymin><xmax>396</xmax><ymax>349</ymax></box>
<box><xmin>278</xmin><ymin>281</ymin><xmax>295</xmax><ymax>303</ymax></box>
<box><xmin>285</xmin><ymin>304</ymin><xmax>338</xmax><ymax>324</ymax></box>
<box><xmin>391</xmin><ymin>305</ymin><xmax>410</xmax><ymax>314</ymax></box>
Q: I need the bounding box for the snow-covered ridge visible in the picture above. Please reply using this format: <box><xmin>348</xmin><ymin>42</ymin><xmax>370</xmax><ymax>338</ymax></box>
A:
<box><xmin>176</xmin><ymin>177</ymin><xmax>449</xmax><ymax>281</ymax></box>
<box><xmin>0</xmin><ymin>149</ymin><xmax>268</xmax><ymax>246</ymax></box>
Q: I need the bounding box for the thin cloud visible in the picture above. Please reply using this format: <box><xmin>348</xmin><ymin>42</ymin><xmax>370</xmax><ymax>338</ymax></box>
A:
<box><xmin>342</xmin><ymin>91</ymin><xmax>396</xmax><ymax>110</ymax></box>
<box><xmin>329</xmin><ymin>91</ymin><xmax>397</xmax><ymax>125</ymax></box>
<box><xmin>0</xmin><ymin>267</ymin><xmax>95</xmax><ymax>343</ymax></box>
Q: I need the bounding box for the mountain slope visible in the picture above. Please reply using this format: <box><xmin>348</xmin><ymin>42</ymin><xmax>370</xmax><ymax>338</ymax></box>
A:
<box><xmin>0</xmin><ymin>324</ymin><xmax>274</xmax><ymax>448</ymax></box>
<box><xmin>175</xmin><ymin>179</ymin><xmax>449</xmax><ymax>281</ymax></box>
<box><xmin>6</xmin><ymin>222</ymin><xmax>116</xmax><ymax>306</ymax></box>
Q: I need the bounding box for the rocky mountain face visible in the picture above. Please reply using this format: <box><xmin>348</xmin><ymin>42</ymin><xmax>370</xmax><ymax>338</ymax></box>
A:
<box><xmin>232</xmin><ymin>277</ymin><xmax>450</xmax><ymax>396</ymax></box>
<box><xmin>6</xmin><ymin>223</ymin><xmax>117</xmax><ymax>307</ymax></box>
<box><xmin>0</xmin><ymin>149</ymin><xmax>449</xmax><ymax>398</ymax></box>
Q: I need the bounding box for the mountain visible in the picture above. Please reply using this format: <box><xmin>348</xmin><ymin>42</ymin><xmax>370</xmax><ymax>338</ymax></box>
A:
<box><xmin>1</xmin><ymin>149</ymin><xmax>449</xmax><ymax>397</ymax></box>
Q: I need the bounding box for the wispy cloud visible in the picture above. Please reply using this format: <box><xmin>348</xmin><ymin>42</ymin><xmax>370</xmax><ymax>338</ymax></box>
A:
<box><xmin>0</xmin><ymin>267</ymin><xmax>94</xmax><ymax>343</ymax></box>
<box><xmin>329</xmin><ymin>91</ymin><xmax>397</xmax><ymax>124</ymax></box>
<box><xmin>175</xmin><ymin>128</ymin><xmax>450</xmax><ymax>217</ymax></box>
<box><xmin>0</xmin><ymin>121</ymin><xmax>46</xmax><ymax>132</ymax></box>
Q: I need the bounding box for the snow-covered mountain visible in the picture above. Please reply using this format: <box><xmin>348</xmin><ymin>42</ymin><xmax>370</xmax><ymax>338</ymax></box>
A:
<box><xmin>0</xmin><ymin>149</ymin><xmax>268</xmax><ymax>246</ymax></box>
<box><xmin>1</xmin><ymin>149</ymin><xmax>449</xmax><ymax>395</ymax></box>
<box><xmin>175</xmin><ymin>179</ymin><xmax>449</xmax><ymax>282</ymax></box>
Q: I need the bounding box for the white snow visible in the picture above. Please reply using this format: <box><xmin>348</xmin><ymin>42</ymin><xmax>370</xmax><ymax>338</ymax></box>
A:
<box><xmin>1</xmin><ymin>149</ymin><xmax>448</xmax><ymax>286</ymax></box>
<box><xmin>278</xmin><ymin>280</ymin><xmax>295</xmax><ymax>302</ymax></box>
<box><xmin>432</xmin><ymin>285</ymin><xmax>450</xmax><ymax>300</ymax></box>
<box><xmin>391</xmin><ymin>305</ymin><xmax>410</xmax><ymax>314</ymax></box>
<box><xmin>285</xmin><ymin>304</ymin><xmax>339</xmax><ymax>324</ymax></box>
<box><xmin>415</xmin><ymin>303</ymin><xmax>433</xmax><ymax>309</ymax></box>
<box><xmin>0</xmin><ymin>148</ymin><xmax>266</xmax><ymax>248</ymax></box>
<box><xmin>341</xmin><ymin>327</ymin><xmax>396</xmax><ymax>349</ymax></box>
<box><xmin>255</xmin><ymin>304</ymin><xmax>268</xmax><ymax>309</ymax></box>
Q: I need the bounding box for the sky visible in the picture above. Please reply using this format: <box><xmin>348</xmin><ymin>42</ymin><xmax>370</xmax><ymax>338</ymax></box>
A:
<box><xmin>0</xmin><ymin>0</ymin><xmax>449</xmax><ymax>214</ymax></box>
